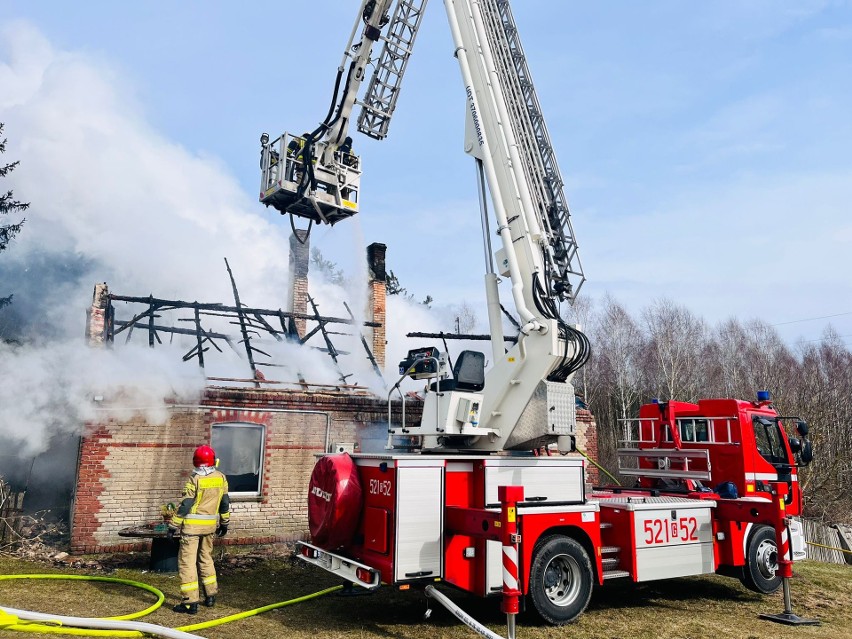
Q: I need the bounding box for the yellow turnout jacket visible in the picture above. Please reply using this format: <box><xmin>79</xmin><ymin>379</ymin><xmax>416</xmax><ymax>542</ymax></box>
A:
<box><xmin>171</xmin><ymin>468</ymin><xmax>230</xmax><ymax>535</ymax></box>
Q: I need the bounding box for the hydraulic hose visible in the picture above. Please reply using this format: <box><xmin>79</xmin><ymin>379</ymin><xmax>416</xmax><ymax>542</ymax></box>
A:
<box><xmin>0</xmin><ymin>573</ymin><xmax>342</xmax><ymax>637</ymax></box>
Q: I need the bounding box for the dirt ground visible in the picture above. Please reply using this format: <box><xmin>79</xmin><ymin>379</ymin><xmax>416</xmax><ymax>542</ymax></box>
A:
<box><xmin>0</xmin><ymin>551</ymin><xmax>850</xmax><ymax>639</ymax></box>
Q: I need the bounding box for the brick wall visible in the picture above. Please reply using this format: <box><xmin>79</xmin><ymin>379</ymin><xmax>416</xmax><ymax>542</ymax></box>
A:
<box><xmin>70</xmin><ymin>387</ymin><xmax>413</xmax><ymax>553</ymax></box>
<box><xmin>368</xmin><ymin>281</ymin><xmax>386</xmax><ymax>369</ymax></box>
<box><xmin>367</xmin><ymin>243</ymin><xmax>387</xmax><ymax>369</ymax></box>
<box><xmin>86</xmin><ymin>283</ymin><xmax>109</xmax><ymax>344</ymax></box>
<box><xmin>575</xmin><ymin>408</ymin><xmax>599</xmax><ymax>486</ymax></box>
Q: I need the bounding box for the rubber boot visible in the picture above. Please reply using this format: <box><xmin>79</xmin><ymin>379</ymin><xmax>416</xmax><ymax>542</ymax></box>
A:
<box><xmin>204</xmin><ymin>596</ymin><xmax>216</xmax><ymax>608</ymax></box>
<box><xmin>173</xmin><ymin>602</ymin><xmax>198</xmax><ymax>614</ymax></box>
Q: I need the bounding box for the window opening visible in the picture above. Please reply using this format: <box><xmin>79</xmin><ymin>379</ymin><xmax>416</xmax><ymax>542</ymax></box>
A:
<box><xmin>211</xmin><ymin>422</ymin><xmax>265</xmax><ymax>495</ymax></box>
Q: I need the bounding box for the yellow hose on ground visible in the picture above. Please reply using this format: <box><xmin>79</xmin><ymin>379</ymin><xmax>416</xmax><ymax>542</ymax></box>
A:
<box><xmin>0</xmin><ymin>573</ymin><xmax>342</xmax><ymax>637</ymax></box>
<box><xmin>0</xmin><ymin>611</ymin><xmax>20</xmax><ymax>630</ymax></box>
<box><xmin>806</xmin><ymin>541</ymin><xmax>852</xmax><ymax>555</ymax></box>
<box><xmin>0</xmin><ymin>574</ymin><xmax>165</xmax><ymax>621</ymax></box>
<box><xmin>175</xmin><ymin>585</ymin><xmax>342</xmax><ymax>632</ymax></box>
<box><xmin>0</xmin><ymin>574</ymin><xmax>162</xmax><ymax>636</ymax></box>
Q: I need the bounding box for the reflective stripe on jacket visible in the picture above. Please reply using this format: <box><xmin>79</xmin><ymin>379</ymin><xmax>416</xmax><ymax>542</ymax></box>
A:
<box><xmin>171</xmin><ymin>469</ymin><xmax>230</xmax><ymax>535</ymax></box>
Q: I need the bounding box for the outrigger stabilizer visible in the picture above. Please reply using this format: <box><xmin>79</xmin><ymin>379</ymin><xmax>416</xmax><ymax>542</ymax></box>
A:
<box><xmin>717</xmin><ymin>481</ymin><xmax>819</xmax><ymax>626</ymax></box>
<box><xmin>759</xmin><ymin>517</ymin><xmax>820</xmax><ymax>626</ymax></box>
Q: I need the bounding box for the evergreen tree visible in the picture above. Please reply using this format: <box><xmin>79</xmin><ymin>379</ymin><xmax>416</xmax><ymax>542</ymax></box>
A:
<box><xmin>0</xmin><ymin>123</ymin><xmax>28</xmax><ymax>309</ymax></box>
<box><xmin>310</xmin><ymin>248</ymin><xmax>346</xmax><ymax>286</ymax></box>
<box><xmin>386</xmin><ymin>269</ymin><xmax>432</xmax><ymax>306</ymax></box>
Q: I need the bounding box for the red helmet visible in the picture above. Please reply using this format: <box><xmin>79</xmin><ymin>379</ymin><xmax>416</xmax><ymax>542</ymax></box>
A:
<box><xmin>193</xmin><ymin>445</ymin><xmax>216</xmax><ymax>468</ymax></box>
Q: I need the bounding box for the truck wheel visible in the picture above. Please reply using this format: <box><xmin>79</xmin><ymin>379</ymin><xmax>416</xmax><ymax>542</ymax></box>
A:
<box><xmin>529</xmin><ymin>535</ymin><xmax>593</xmax><ymax>625</ymax></box>
<box><xmin>740</xmin><ymin>526</ymin><xmax>782</xmax><ymax>594</ymax></box>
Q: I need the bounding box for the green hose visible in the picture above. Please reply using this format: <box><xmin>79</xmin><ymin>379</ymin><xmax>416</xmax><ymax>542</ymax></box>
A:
<box><xmin>0</xmin><ymin>573</ymin><xmax>342</xmax><ymax>636</ymax></box>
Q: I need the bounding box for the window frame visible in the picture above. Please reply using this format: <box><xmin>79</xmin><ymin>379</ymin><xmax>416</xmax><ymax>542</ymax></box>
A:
<box><xmin>210</xmin><ymin>421</ymin><xmax>266</xmax><ymax>500</ymax></box>
<box><xmin>678</xmin><ymin>418</ymin><xmax>711</xmax><ymax>443</ymax></box>
<box><xmin>751</xmin><ymin>416</ymin><xmax>787</xmax><ymax>465</ymax></box>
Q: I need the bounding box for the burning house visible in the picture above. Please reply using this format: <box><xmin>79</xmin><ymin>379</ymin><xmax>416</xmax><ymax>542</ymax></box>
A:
<box><xmin>46</xmin><ymin>236</ymin><xmax>596</xmax><ymax>554</ymax></box>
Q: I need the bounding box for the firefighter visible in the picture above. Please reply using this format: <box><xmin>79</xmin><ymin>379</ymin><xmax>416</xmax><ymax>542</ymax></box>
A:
<box><xmin>168</xmin><ymin>444</ymin><xmax>230</xmax><ymax>614</ymax></box>
<box><xmin>338</xmin><ymin>136</ymin><xmax>358</xmax><ymax>168</ymax></box>
<box><xmin>287</xmin><ymin>132</ymin><xmax>310</xmax><ymax>183</ymax></box>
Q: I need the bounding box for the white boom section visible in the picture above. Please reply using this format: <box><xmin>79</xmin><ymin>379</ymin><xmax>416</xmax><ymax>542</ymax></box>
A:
<box><xmin>322</xmin><ymin>0</ymin><xmax>397</xmax><ymax>159</ymax></box>
<box><xmin>447</xmin><ymin>0</ymin><xmax>545</xmax><ymax>333</ymax></box>
<box><xmin>390</xmin><ymin>0</ymin><xmax>582</xmax><ymax>452</ymax></box>
<box><xmin>260</xmin><ymin>0</ymin><xmax>417</xmax><ymax>225</ymax></box>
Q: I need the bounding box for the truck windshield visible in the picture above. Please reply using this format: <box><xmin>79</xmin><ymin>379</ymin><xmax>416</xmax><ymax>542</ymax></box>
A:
<box><xmin>752</xmin><ymin>417</ymin><xmax>788</xmax><ymax>465</ymax></box>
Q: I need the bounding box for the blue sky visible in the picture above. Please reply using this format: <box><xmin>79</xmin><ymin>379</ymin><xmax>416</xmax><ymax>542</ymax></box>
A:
<box><xmin>2</xmin><ymin>1</ymin><xmax>852</xmax><ymax>347</ymax></box>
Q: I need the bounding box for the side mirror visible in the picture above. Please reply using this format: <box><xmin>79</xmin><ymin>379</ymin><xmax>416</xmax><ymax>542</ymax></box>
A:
<box><xmin>796</xmin><ymin>420</ymin><xmax>809</xmax><ymax>437</ymax></box>
<box><xmin>788</xmin><ymin>437</ymin><xmax>802</xmax><ymax>454</ymax></box>
<box><xmin>800</xmin><ymin>440</ymin><xmax>813</xmax><ymax>466</ymax></box>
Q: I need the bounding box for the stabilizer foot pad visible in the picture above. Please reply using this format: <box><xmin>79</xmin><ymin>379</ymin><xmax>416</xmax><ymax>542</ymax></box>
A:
<box><xmin>759</xmin><ymin>612</ymin><xmax>820</xmax><ymax>626</ymax></box>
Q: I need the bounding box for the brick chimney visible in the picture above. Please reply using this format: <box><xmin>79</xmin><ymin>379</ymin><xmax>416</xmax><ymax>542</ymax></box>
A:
<box><xmin>288</xmin><ymin>230</ymin><xmax>310</xmax><ymax>338</ymax></box>
<box><xmin>86</xmin><ymin>283</ymin><xmax>110</xmax><ymax>345</ymax></box>
<box><xmin>367</xmin><ymin>242</ymin><xmax>387</xmax><ymax>369</ymax></box>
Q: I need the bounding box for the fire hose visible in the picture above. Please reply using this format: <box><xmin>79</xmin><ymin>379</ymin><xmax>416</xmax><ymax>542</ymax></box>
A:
<box><xmin>0</xmin><ymin>574</ymin><xmax>342</xmax><ymax>638</ymax></box>
<box><xmin>806</xmin><ymin>541</ymin><xmax>852</xmax><ymax>555</ymax></box>
<box><xmin>424</xmin><ymin>586</ymin><xmax>506</xmax><ymax>639</ymax></box>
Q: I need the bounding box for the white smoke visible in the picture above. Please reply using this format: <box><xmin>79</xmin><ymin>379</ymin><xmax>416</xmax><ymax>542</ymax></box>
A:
<box><xmin>0</xmin><ymin>21</ymin><xmax>291</xmax><ymax>327</ymax></box>
<box><xmin>0</xmin><ymin>25</ymin><xmax>250</xmax><ymax>457</ymax></box>
<box><xmin>0</xmin><ymin>22</ymin><xmax>297</xmax><ymax>457</ymax></box>
<box><xmin>0</xmin><ymin>22</ymin><xmax>483</xmax><ymax>458</ymax></box>
<box><xmin>0</xmin><ymin>339</ymin><xmax>205</xmax><ymax>458</ymax></box>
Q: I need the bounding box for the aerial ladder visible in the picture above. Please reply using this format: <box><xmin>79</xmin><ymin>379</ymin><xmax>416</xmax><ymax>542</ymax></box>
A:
<box><xmin>259</xmin><ymin>0</ymin><xmax>428</xmax><ymax>227</ymax></box>
<box><xmin>407</xmin><ymin>0</ymin><xmax>589</xmax><ymax>452</ymax></box>
<box><xmin>263</xmin><ymin>0</ymin><xmax>817</xmax><ymax>629</ymax></box>
<box><xmin>260</xmin><ymin>0</ymin><xmax>588</xmax><ymax>453</ymax></box>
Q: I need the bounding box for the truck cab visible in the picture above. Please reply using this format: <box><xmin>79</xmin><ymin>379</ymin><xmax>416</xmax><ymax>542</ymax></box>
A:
<box><xmin>630</xmin><ymin>396</ymin><xmax>807</xmax><ymax>517</ymax></box>
<box><xmin>612</xmin><ymin>392</ymin><xmax>813</xmax><ymax>593</ymax></box>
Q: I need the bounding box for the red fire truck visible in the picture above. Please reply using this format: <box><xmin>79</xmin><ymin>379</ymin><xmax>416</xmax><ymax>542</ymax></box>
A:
<box><xmin>300</xmin><ymin>391</ymin><xmax>813</xmax><ymax>625</ymax></box>
<box><xmin>258</xmin><ymin>0</ymin><xmax>816</xmax><ymax>629</ymax></box>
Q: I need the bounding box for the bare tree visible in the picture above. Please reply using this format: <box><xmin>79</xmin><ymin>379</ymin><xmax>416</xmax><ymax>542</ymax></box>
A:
<box><xmin>595</xmin><ymin>295</ymin><xmax>644</xmax><ymax>423</ymax></box>
<box><xmin>641</xmin><ymin>298</ymin><xmax>708</xmax><ymax>401</ymax></box>
<box><xmin>785</xmin><ymin>327</ymin><xmax>852</xmax><ymax>521</ymax></box>
<box><xmin>585</xmin><ymin>295</ymin><xmax>644</xmax><ymax>474</ymax></box>
<box><xmin>453</xmin><ymin>300</ymin><xmax>479</xmax><ymax>334</ymax></box>
<box><xmin>705</xmin><ymin>318</ymin><xmax>794</xmax><ymax>400</ymax></box>
<box><xmin>574</xmin><ymin>293</ymin><xmax>851</xmax><ymax>523</ymax></box>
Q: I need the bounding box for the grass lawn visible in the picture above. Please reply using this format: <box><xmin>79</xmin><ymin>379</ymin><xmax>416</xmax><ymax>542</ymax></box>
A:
<box><xmin>0</xmin><ymin>552</ymin><xmax>849</xmax><ymax>639</ymax></box>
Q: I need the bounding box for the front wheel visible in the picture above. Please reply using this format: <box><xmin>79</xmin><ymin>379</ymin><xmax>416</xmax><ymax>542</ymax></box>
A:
<box><xmin>740</xmin><ymin>525</ymin><xmax>782</xmax><ymax>594</ymax></box>
<box><xmin>528</xmin><ymin>535</ymin><xmax>594</xmax><ymax>625</ymax></box>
